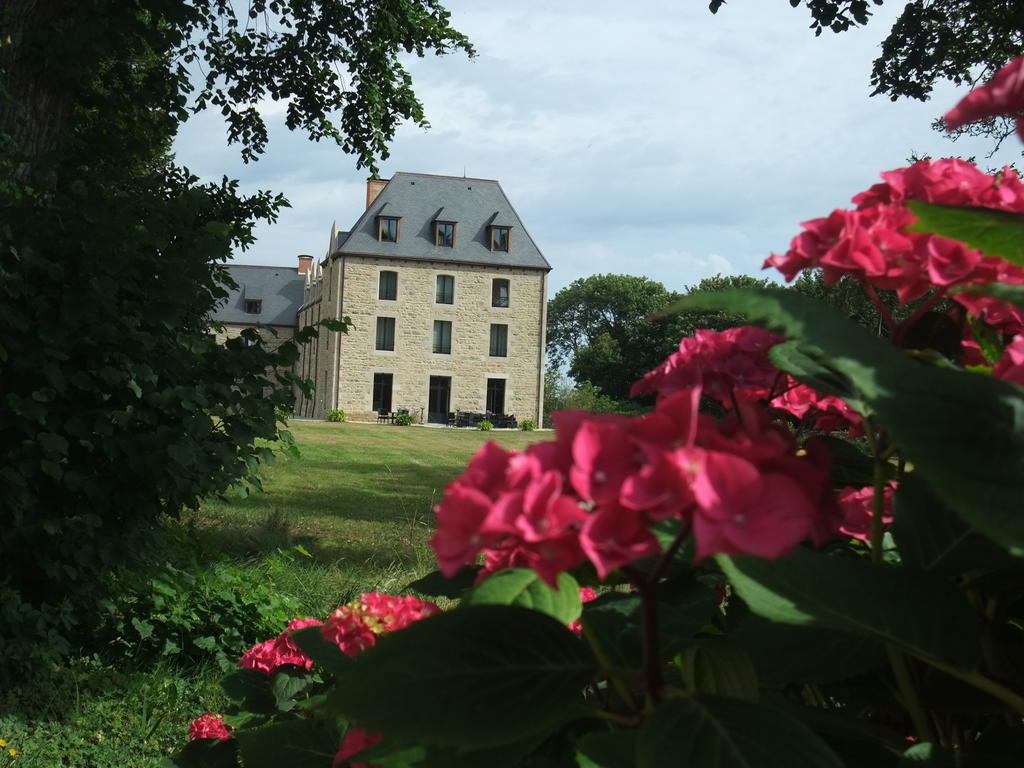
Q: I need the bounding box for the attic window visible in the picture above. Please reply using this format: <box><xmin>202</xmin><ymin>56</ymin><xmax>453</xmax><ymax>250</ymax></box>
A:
<box><xmin>244</xmin><ymin>299</ymin><xmax>262</xmax><ymax>314</ymax></box>
<box><xmin>435</xmin><ymin>221</ymin><xmax>456</xmax><ymax>248</ymax></box>
<box><xmin>378</xmin><ymin>216</ymin><xmax>400</xmax><ymax>243</ymax></box>
<box><xmin>490</xmin><ymin>226</ymin><xmax>510</xmax><ymax>252</ymax></box>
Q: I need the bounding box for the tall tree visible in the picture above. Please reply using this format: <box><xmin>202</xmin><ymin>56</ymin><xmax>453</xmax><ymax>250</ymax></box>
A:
<box><xmin>0</xmin><ymin>0</ymin><xmax>471</xmax><ymax>671</ymax></box>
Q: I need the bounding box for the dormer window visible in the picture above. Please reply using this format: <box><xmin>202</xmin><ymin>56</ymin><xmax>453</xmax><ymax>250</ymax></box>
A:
<box><xmin>490</xmin><ymin>226</ymin><xmax>510</xmax><ymax>252</ymax></box>
<box><xmin>434</xmin><ymin>221</ymin><xmax>456</xmax><ymax>248</ymax></box>
<box><xmin>377</xmin><ymin>216</ymin><xmax>400</xmax><ymax>243</ymax></box>
<box><xmin>244</xmin><ymin>299</ymin><xmax>262</xmax><ymax>314</ymax></box>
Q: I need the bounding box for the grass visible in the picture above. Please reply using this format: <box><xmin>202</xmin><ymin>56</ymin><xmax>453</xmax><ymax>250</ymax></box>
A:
<box><xmin>2</xmin><ymin>420</ymin><xmax>545</xmax><ymax>767</ymax></box>
<box><xmin>194</xmin><ymin>420</ymin><xmax>542</xmax><ymax>614</ymax></box>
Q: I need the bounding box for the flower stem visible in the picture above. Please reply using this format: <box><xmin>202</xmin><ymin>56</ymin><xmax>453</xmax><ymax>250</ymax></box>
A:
<box><xmin>622</xmin><ymin>565</ymin><xmax>663</xmax><ymax>704</ymax></box>
<box><xmin>581</xmin><ymin>620</ymin><xmax>640</xmax><ymax>714</ymax></box>
<box><xmin>864</xmin><ymin>284</ymin><xmax>897</xmax><ymax>331</ymax></box>
<box><xmin>886</xmin><ymin>645</ymin><xmax>937</xmax><ymax>743</ymax></box>
<box><xmin>893</xmin><ymin>289</ymin><xmax>947</xmax><ymax>346</ymax></box>
<box><xmin>907</xmin><ymin>652</ymin><xmax>1024</xmax><ymax>718</ymax></box>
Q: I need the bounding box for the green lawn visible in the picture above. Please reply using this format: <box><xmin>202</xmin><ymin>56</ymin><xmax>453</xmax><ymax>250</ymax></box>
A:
<box><xmin>1</xmin><ymin>420</ymin><xmax>546</xmax><ymax>768</ymax></box>
<box><xmin>195</xmin><ymin>420</ymin><xmax>544</xmax><ymax>614</ymax></box>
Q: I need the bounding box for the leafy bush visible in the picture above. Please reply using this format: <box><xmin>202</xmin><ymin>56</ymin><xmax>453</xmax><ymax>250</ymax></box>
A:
<box><xmin>96</xmin><ymin>559</ymin><xmax>298</xmax><ymax>671</ymax></box>
<box><xmin>476</xmin><ymin>420</ymin><xmax>493</xmax><ymax>431</ymax></box>
<box><xmin>519</xmin><ymin>419</ymin><xmax>537</xmax><ymax>431</ymax></box>
<box><xmin>394</xmin><ymin>413</ymin><xmax>415</xmax><ymax>426</ymax></box>
<box><xmin>171</xmin><ymin>71</ymin><xmax>1024</xmax><ymax>766</ymax></box>
<box><xmin>326</xmin><ymin>409</ymin><xmax>347</xmax><ymax>423</ymax></box>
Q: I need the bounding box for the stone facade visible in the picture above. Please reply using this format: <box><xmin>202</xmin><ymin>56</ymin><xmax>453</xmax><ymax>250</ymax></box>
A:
<box><xmin>294</xmin><ymin>172</ymin><xmax>550</xmax><ymax>424</ymax></box>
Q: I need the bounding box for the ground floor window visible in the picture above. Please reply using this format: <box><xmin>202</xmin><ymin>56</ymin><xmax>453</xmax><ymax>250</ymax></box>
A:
<box><xmin>486</xmin><ymin>378</ymin><xmax>506</xmax><ymax>415</ymax></box>
<box><xmin>373</xmin><ymin>373</ymin><xmax>393</xmax><ymax>412</ymax></box>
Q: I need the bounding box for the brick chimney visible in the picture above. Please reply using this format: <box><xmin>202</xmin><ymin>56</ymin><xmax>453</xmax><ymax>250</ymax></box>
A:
<box><xmin>297</xmin><ymin>255</ymin><xmax>313</xmax><ymax>274</ymax></box>
<box><xmin>366</xmin><ymin>177</ymin><xmax>388</xmax><ymax>208</ymax></box>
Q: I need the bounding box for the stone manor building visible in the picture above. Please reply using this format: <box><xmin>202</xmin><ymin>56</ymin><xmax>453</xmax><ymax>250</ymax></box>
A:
<box><xmin>215</xmin><ymin>172</ymin><xmax>551</xmax><ymax>424</ymax></box>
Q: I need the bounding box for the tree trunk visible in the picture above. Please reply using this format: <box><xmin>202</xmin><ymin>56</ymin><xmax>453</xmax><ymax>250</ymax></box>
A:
<box><xmin>0</xmin><ymin>0</ymin><xmax>81</xmax><ymax>182</ymax></box>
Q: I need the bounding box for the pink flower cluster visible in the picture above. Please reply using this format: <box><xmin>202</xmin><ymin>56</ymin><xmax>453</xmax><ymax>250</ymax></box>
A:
<box><xmin>766</xmin><ymin>159</ymin><xmax>1024</xmax><ymax>327</ymax></box>
<box><xmin>187</xmin><ymin>713</ymin><xmax>232</xmax><ymax>741</ymax></box>
<box><xmin>837</xmin><ymin>483</ymin><xmax>896</xmax><ymax>542</ymax></box>
<box><xmin>321</xmin><ymin>593</ymin><xmax>440</xmax><ymax>656</ymax></box>
<box><xmin>632</xmin><ymin>326</ymin><xmax>783</xmax><ymax>403</ymax></box>
<box><xmin>333</xmin><ymin>727</ymin><xmax>382</xmax><ymax>768</ymax></box>
<box><xmin>432</xmin><ymin>387</ymin><xmax>840</xmax><ymax>585</ymax></box>
<box><xmin>238</xmin><ymin>617</ymin><xmax>324</xmax><ymax>675</ymax></box>
<box><xmin>994</xmin><ymin>336</ymin><xmax>1024</xmax><ymax>386</ymax></box>
<box><xmin>631</xmin><ymin>326</ymin><xmax>861</xmax><ymax>434</ymax></box>
<box><xmin>945</xmin><ymin>56</ymin><xmax>1024</xmax><ymax>142</ymax></box>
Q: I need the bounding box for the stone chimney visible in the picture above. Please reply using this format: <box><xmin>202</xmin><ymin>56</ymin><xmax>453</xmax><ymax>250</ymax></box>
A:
<box><xmin>366</xmin><ymin>177</ymin><xmax>388</xmax><ymax>208</ymax></box>
<box><xmin>297</xmin><ymin>255</ymin><xmax>313</xmax><ymax>274</ymax></box>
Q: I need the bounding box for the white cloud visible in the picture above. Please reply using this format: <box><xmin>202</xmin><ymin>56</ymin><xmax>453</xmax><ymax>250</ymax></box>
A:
<box><xmin>173</xmin><ymin>0</ymin><xmax>1024</xmax><ymax>297</ymax></box>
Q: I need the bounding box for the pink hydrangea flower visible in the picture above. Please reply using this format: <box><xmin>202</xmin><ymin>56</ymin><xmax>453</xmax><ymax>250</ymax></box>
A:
<box><xmin>333</xmin><ymin>727</ymin><xmax>382</xmax><ymax>768</ymax></box>
<box><xmin>188</xmin><ymin>713</ymin><xmax>232</xmax><ymax>741</ymax></box>
<box><xmin>945</xmin><ymin>56</ymin><xmax>1024</xmax><ymax>142</ymax></box>
<box><xmin>321</xmin><ymin>607</ymin><xmax>377</xmax><ymax>657</ymax></box>
<box><xmin>764</xmin><ymin>158</ymin><xmax>1024</xmax><ymax>332</ymax></box>
<box><xmin>238</xmin><ymin>617</ymin><xmax>324</xmax><ymax>675</ymax></box>
<box><xmin>837</xmin><ymin>483</ymin><xmax>896</xmax><ymax>542</ymax></box>
<box><xmin>993</xmin><ymin>335</ymin><xmax>1024</xmax><ymax>386</ymax></box>
<box><xmin>431</xmin><ymin>382</ymin><xmax>838</xmax><ymax>583</ymax></box>
<box><xmin>356</xmin><ymin>593</ymin><xmax>440</xmax><ymax>632</ymax></box>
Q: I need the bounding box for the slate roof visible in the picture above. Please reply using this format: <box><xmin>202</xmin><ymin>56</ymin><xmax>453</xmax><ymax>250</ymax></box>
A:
<box><xmin>335</xmin><ymin>172</ymin><xmax>550</xmax><ymax>270</ymax></box>
<box><xmin>211</xmin><ymin>264</ymin><xmax>304</xmax><ymax>326</ymax></box>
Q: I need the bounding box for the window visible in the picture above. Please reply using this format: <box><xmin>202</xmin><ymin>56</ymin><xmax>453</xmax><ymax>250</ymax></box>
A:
<box><xmin>489</xmin><ymin>324</ymin><xmax>508</xmax><ymax>357</ymax></box>
<box><xmin>490</xmin><ymin>226</ymin><xmax>510</xmax><ymax>252</ymax></box>
<box><xmin>375</xmin><ymin>317</ymin><xmax>395</xmax><ymax>351</ymax></box>
<box><xmin>433</xmin><ymin>320</ymin><xmax>452</xmax><ymax>354</ymax></box>
<box><xmin>491</xmin><ymin>278</ymin><xmax>510</xmax><ymax>308</ymax></box>
<box><xmin>435</xmin><ymin>221</ymin><xmax>456</xmax><ymax>248</ymax></box>
<box><xmin>378</xmin><ymin>270</ymin><xmax>398</xmax><ymax>301</ymax></box>
<box><xmin>435</xmin><ymin>274</ymin><xmax>454</xmax><ymax>304</ymax></box>
<box><xmin>244</xmin><ymin>299</ymin><xmax>262</xmax><ymax>314</ymax></box>
<box><xmin>378</xmin><ymin>216</ymin><xmax>400</xmax><ymax>242</ymax></box>
<box><xmin>486</xmin><ymin>378</ymin><xmax>506</xmax><ymax>415</ymax></box>
<box><xmin>373</xmin><ymin>373</ymin><xmax>393</xmax><ymax>413</ymax></box>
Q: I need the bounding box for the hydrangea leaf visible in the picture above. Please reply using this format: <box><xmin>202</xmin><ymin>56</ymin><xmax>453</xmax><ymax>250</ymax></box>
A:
<box><xmin>462</xmin><ymin>568</ymin><xmax>582</xmax><ymax>624</ymax></box>
<box><xmin>637</xmin><ymin>696</ymin><xmax>844</xmax><ymax>768</ymax></box>
<box><xmin>907</xmin><ymin>201</ymin><xmax>1024</xmax><ymax>266</ymax></box>
<box><xmin>327</xmin><ymin>605</ymin><xmax>596</xmax><ymax>749</ymax></box>
<box><xmin>717</xmin><ymin>548</ymin><xmax>981</xmax><ymax>668</ymax></box>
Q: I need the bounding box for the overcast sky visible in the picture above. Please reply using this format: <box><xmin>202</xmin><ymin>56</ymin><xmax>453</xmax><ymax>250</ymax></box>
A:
<box><xmin>173</xmin><ymin>0</ymin><xmax>1020</xmax><ymax>296</ymax></box>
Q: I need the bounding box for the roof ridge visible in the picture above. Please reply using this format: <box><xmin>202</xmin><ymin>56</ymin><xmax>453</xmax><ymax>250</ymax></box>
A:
<box><xmin>390</xmin><ymin>171</ymin><xmax>500</xmax><ymax>184</ymax></box>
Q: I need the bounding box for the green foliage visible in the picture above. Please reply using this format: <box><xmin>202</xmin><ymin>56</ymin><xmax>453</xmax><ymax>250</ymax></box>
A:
<box><xmin>96</xmin><ymin>560</ymin><xmax>299</xmax><ymax>671</ymax></box>
<box><xmin>476</xmin><ymin>419</ymin><xmax>493</xmax><ymax>431</ymax></box>
<box><xmin>908</xmin><ymin>201</ymin><xmax>1024</xmax><ymax>266</ymax></box>
<box><xmin>0</xmin><ymin>0</ymin><xmax>466</xmax><ymax>678</ymax></box>
<box><xmin>518</xmin><ymin>418</ymin><xmax>537</xmax><ymax>431</ymax></box>
<box><xmin>326</xmin><ymin>409</ymin><xmax>347</xmax><ymax>423</ymax></box>
<box><xmin>461</xmin><ymin>569</ymin><xmax>582</xmax><ymax>624</ymax></box>
<box><xmin>394</xmin><ymin>412</ymin><xmax>415</xmax><ymax>426</ymax></box>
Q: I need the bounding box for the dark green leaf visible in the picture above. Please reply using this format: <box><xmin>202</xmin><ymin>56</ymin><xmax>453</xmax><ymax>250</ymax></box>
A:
<box><xmin>405</xmin><ymin>566</ymin><xmax>480</xmax><ymax>599</ymax></box>
<box><xmin>271</xmin><ymin>668</ymin><xmax>313</xmax><ymax>711</ymax></box>
<box><xmin>463</xmin><ymin>568</ymin><xmax>582</xmax><ymax>624</ymax></box>
<box><xmin>901</xmin><ymin>743</ymin><xmax>955</xmax><ymax>766</ymax></box>
<box><xmin>816</xmin><ymin>435</ymin><xmax>880</xmax><ymax>488</ymax></box>
<box><xmin>770</xmin><ymin>340</ymin><xmax>858</xmax><ymax>402</ymax></box>
<box><xmin>892</xmin><ymin>474</ymin><xmax>1019</xmax><ymax>579</ymax></box>
<box><xmin>732</xmin><ymin>615</ymin><xmax>885</xmax><ymax>684</ymax></box>
<box><xmin>328</xmin><ymin>605</ymin><xmax>596</xmax><ymax>749</ymax></box>
<box><xmin>718</xmin><ymin>547</ymin><xmax>981</xmax><ymax>668</ymax></box>
<box><xmin>954</xmin><ymin>282</ymin><xmax>1024</xmax><ymax>307</ymax></box>
<box><xmin>290</xmin><ymin>626</ymin><xmax>353</xmax><ymax>676</ymax></box>
<box><xmin>908</xmin><ymin>201</ymin><xmax>1024</xmax><ymax>266</ymax></box>
<box><xmin>221</xmin><ymin>668</ymin><xmax>275</xmax><ymax>714</ymax></box>
<box><xmin>575</xmin><ymin>731</ymin><xmax>638</xmax><ymax>768</ymax></box>
<box><xmin>637</xmin><ymin>696</ymin><xmax>843</xmax><ymax>768</ymax></box>
<box><xmin>235</xmin><ymin>718</ymin><xmax>340</xmax><ymax>768</ymax></box>
<box><xmin>583</xmin><ymin>585</ymin><xmax>715</xmax><ymax>669</ymax></box>
<box><xmin>679</xmin><ymin>641</ymin><xmax>759</xmax><ymax>702</ymax></box>
<box><xmin>681</xmin><ymin>288</ymin><xmax>1024</xmax><ymax>557</ymax></box>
